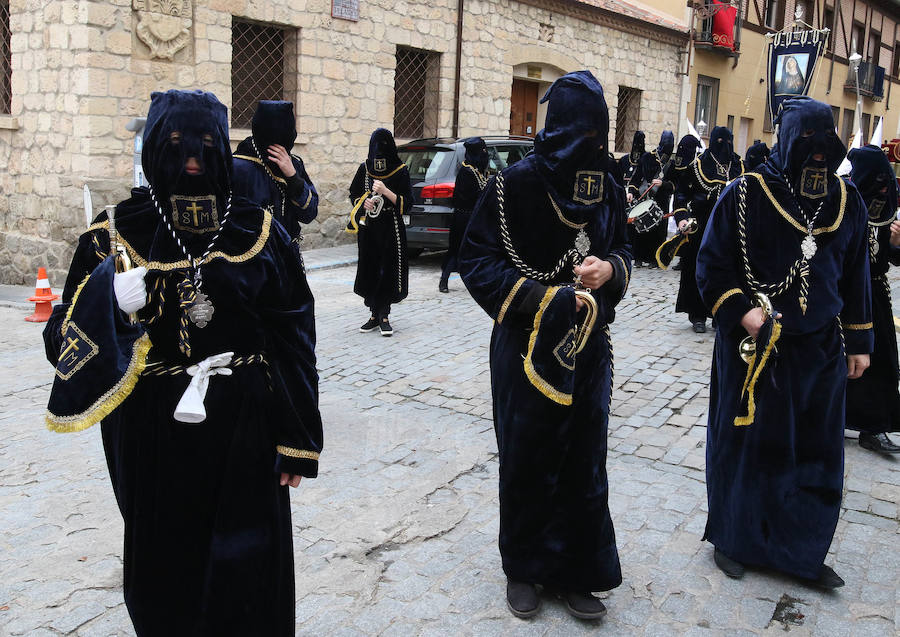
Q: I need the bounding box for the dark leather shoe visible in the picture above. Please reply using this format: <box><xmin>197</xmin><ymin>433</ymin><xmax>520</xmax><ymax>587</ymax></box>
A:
<box><xmin>506</xmin><ymin>579</ymin><xmax>540</xmax><ymax>618</ymax></box>
<box><xmin>859</xmin><ymin>432</ymin><xmax>900</xmax><ymax>454</ymax></box>
<box><xmin>561</xmin><ymin>591</ymin><xmax>607</xmax><ymax>620</ymax></box>
<box><xmin>714</xmin><ymin>548</ymin><xmax>745</xmax><ymax>579</ymax></box>
<box><xmin>438</xmin><ymin>280</ymin><xmax>449</xmax><ymax>293</ymax></box>
<box><xmin>813</xmin><ymin>565</ymin><xmax>844</xmax><ymax>589</ymax></box>
<box><xmin>692</xmin><ymin>321</ymin><xmax>707</xmax><ymax>334</ymax></box>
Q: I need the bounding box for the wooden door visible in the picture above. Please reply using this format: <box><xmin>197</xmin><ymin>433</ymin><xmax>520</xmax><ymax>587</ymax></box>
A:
<box><xmin>510</xmin><ymin>79</ymin><xmax>539</xmax><ymax>137</ymax></box>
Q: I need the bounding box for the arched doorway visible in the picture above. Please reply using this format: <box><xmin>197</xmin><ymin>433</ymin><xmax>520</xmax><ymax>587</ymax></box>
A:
<box><xmin>509</xmin><ymin>62</ymin><xmax>567</xmax><ymax>136</ymax></box>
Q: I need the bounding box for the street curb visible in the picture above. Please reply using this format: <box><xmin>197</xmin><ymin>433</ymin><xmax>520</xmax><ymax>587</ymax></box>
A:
<box><xmin>305</xmin><ymin>256</ymin><xmax>359</xmax><ymax>272</ymax></box>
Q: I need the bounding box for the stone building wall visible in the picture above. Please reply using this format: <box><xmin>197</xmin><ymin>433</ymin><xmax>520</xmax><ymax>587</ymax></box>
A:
<box><xmin>0</xmin><ymin>0</ymin><xmax>686</xmax><ymax>285</ymax></box>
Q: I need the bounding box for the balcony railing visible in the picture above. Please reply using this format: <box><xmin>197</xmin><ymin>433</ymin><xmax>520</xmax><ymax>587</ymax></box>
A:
<box><xmin>845</xmin><ymin>61</ymin><xmax>885</xmax><ymax>101</ymax></box>
<box><xmin>691</xmin><ymin>1</ymin><xmax>742</xmax><ymax>58</ymax></box>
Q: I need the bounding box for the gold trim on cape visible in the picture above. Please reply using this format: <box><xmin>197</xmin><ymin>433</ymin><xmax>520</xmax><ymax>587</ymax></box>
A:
<box><xmin>734</xmin><ymin>321</ymin><xmax>782</xmax><ymax>427</ymax></box>
<box><xmin>497</xmin><ymin>277</ymin><xmax>526</xmax><ymax>325</ymax></box>
<box><xmin>711</xmin><ymin>288</ymin><xmax>743</xmax><ymax>315</ymax></box>
<box><xmin>743</xmin><ymin>172</ymin><xmax>846</xmax><ymax>236</ymax></box>
<box><xmin>523</xmin><ymin>286</ymin><xmax>574</xmax><ymax>406</ymax></box>
<box><xmin>609</xmin><ymin>253</ymin><xmax>630</xmax><ymax>294</ymax></box>
<box><xmin>233</xmin><ymin>155</ymin><xmax>288</xmax><ymax>185</ymax></box>
<box><xmin>345</xmin><ymin>191</ymin><xmax>370</xmax><ymax>235</ymax></box>
<box><xmin>61</xmin><ymin>273</ymin><xmax>91</xmax><ymax>336</ymax></box>
<box><xmin>46</xmin><ymin>332</ymin><xmax>152</xmax><ymax>433</ymax></box>
<box><xmin>84</xmin><ymin>212</ymin><xmax>274</xmax><ymax>271</ymax></box>
<box><xmin>366</xmin><ymin>163</ymin><xmax>407</xmax><ymax>180</ymax></box>
<box><xmin>276</xmin><ymin>445</ymin><xmax>320</xmax><ymax>460</ymax></box>
<box><xmin>843</xmin><ymin>322</ymin><xmax>873</xmax><ymax>330</ymax></box>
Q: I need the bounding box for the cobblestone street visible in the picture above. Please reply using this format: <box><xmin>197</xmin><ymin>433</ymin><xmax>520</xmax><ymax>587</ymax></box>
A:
<box><xmin>1</xmin><ymin>254</ymin><xmax>899</xmax><ymax>636</ymax></box>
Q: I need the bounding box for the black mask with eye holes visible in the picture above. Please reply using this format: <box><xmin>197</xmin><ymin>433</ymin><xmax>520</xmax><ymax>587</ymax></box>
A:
<box><xmin>770</xmin><ymin>97</ymin><xmax>845</xmax><ymax>198</ymax></box>
<box><xmin>141</xmin><ymin>90</ymin><xmax>232</xmax><ymax>203</ymax></box>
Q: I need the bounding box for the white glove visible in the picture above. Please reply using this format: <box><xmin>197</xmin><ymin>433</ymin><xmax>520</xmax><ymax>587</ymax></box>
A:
<box><xmin>113</xmin><ymin>266</ymin><xmax>148</xmax><ymax>314</ymax></box>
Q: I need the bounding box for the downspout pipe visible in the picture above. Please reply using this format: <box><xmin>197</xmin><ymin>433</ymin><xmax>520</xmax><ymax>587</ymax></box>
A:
<box><xmin>452</xmin><ymin>0</ymin><xmax>464</xmax><ymax>139</ymax></box>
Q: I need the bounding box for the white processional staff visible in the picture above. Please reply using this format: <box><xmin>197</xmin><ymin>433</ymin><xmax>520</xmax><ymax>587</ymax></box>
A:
<box><xmin>686</xmin><ymin>119</ymin><xmax>707</xmax><ymax>151</ymax></box>
<box><xmin>83</xmin><ymin>184</ymin><xmax>93</xmax><ymax>228</ymax></box>
<box><xmin>870</xmin><ymin>116</ymin><xmax>884</xmax><ymax>147</ymax></box>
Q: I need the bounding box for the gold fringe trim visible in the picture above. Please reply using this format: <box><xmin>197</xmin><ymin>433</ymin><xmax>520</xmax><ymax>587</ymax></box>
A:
<box><xmin>523</xmin><ymin>286</ymin><xmax>573</xmax><ymax>406</ymax></box>
<box><xmin>345</xmin><ymin>191</ymin><xmax>370</xmax><ymax>235</ymax></box>
<box><xmin>497</xmin><ymin>277</ymin><xmax>526</xmax><ymax>325</ymax></box>
<box><xmin>744</xmin><ymin>172</ymin><xmax>846</xmax><ymax>236</ymax></box>
<box><xmin>711</xmin><ymin>288</ymin><xmax>743</xmax><ymax>316</ymax></box>
<box><xmin>366</xmin><ymin>163</ymin><xmax>407</xmax><ymax>180</ymax></box>
<box><xmin>276</xmin><ymin>445</ymin><xmax>320</xmax><ymax>460</ymax></box>
<box><xmin>85</xmin><ymin>212</ymin><xmax>274</xmax><ymax>271</ymax></box>
<box><xmin>233</xmin><ymin>155</ymin><xmax>288</xmax><ymax>185</ymax></box>
<box><xmin>46</xmin><ymin>333</ymin><xmax>153</xmax><ymax>433</ymax></box>
<box><xmin>60</xmin><ymin>274</ymin><xmax>91</xmax><ymax>337</ymax></box>
<box><xmin>843</xmin><ymin>322</ymin><xmax>873</xmax><ymax>330</ymax></box>
<box><xmin>656</xmin><ymin>234</ymin><xmax>689</xmax><ymax>269</ymax></box>
<box><xmin>734</xmin><ymin>320</ymin><xmax>781</xmax><ymax>427</ymax></box>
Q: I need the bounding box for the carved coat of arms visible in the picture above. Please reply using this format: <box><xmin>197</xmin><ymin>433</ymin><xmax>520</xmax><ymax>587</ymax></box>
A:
<box><xmin>134</xmin><ymin>0</ymin><xmax>192</xmax><ymax>60</ymax></box>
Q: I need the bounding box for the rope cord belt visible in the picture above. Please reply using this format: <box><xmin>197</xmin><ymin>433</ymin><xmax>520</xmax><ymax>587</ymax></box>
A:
<box><xmin>141</xmin><ymin>353</ymin><xmax>267</xmax><ymax>376</ymax></box>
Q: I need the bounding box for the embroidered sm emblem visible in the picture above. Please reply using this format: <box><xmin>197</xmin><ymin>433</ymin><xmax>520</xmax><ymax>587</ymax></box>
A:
<box><xmin>573</xmin><ymin>171</ymin><xmax>604</xmax><ymax>204</ymax></box>
<box><xmin>799</xmin><ymin>167</ymin><xmax>828</xmax><ymax>199</ymax></box>
<box><xmin>171</xmin><ymin>195</ymin><xmax>220</xmax><ymax>234</ymax></box>
<box><xmin>56</xmin><ymin>323</ymin><xmax>99</xmax><ymax>380</ymax></box>
<box><xmin>373</xmin><ymin>158</ymin><xmax>387</xmax><ymax>172</ymax></box>
<box><xmin>553</xmin><ymin>328</ymin><xmax>578</xmax><ymax>371</ymax></box>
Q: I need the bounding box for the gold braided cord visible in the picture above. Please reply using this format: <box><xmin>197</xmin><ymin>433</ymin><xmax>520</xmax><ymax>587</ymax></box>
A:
<box><xmin>711</xmin><ymin>288</ymin><xmax>743</xmax><ymax>315</ymax></box>
<box><xmin>523</xmin><ymin>286</ymin><xmax>573</xmax><ymax>406</ymax></box>
<box><xmin>60</xmin><ymin>274</ymin><xmax>90</xmax><ymax>337</ymax></box>
<box><xmin>548</xmin><ymin>194</ymin><xmax>588</xmax><ymax>229</ymax></box>
<box><xmin>461</xmin><ymin>162</ymin><xmax>489</xmax><ymax>190</ymax></box>
<box><xmin>604</xmin><ymin>324</ymin><xmax>614</xmax><ymax>413</ymax></box>
<box><xmin>743</xmin><ymin>172</ymin><xmax>846</xmax><ymax>235</ymax></box>
<box><xmin>233</xmin><ymin>155</ymin><xmax>287</xmax><ymax>185</ymax></box>
<box><xmin>110</xmin><ymin>211</ymin><xmax>273</xmax><ymax>271</ymax></box>
<box><xmin>497</xmin><ymin>277</ymin><xmax>526</xmax><ymax>325</ymax></box>
<box><xmin>46</xmin><ymin>333</ymin><xmax>152</xmax><ymax>433</ymax></box>
<box><xmin>276</xmin><ymin>445</ymin><xmax>320</xmax><ymax>460</ymax></box>
<box><xmin>843</xmin><ymin>322</ymin><xmax>873</xmax><ymax>330</ymax></box>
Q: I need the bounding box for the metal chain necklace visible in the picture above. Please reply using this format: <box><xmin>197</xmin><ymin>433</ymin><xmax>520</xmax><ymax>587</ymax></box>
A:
<box><xmin>708</xmin><ymin>152</ymin><xmax>731</xmax><ymax>178</ymax></box>
<box><xmin>250</xmin><ymin>137</ymin><xmax>287</xmax><ymax>222</ymax></box>
<box><xmin>547</xmin><ymin>193</ymin><xmax>591</xmax><ymax>257</ymax></box>
<box><xmin>148</xmin><ymin>185</ymin><xmax>233</xmax><ymax>327</ymax></box>
<box><xmin>787</xmin><ymin>182</ymin><xmax>826</xmax><ymax>260</ymax></box>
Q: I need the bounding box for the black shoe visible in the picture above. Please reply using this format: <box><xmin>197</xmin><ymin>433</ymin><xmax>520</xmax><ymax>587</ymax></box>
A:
<box><xmin>359</xmin><ymin>315</ymin><xmax>378</xmax><ymax>333</ymax></box>
<box><xmin>714</xmin><ymin>548</ymin><xmax>745</xmax><ymax>579</ymax></box>
<box><xmin>561</xmin><ymin>591</ymin><xmax>607</xmax><ymax>620</ymax></box>
<box><xmin>859</xmin><ymin>432</ymin><xmax>900</xmax><ymax>454</ymax></box>
<box><xmin>692</xmin><ymin>321</ymin><xmax>707</xmax><ymax>334</ymax></box>
<box><xmin>379</xmin><ymin>316</ymin><xmax>393</xmax><ymax>337</ymax></box>
<box><xmin>672</xmin><ymin>260</ymin><xmax>682</xmax><ymax>271</ymax></box>
<box><xmin>711</xmin><ymin>318</ymin><xmax>717</xmax><ymax>329</ymax></box>
<box><xmin>812</xmin><ymin>565</ymin><xmax>844</xmax><ymax>589</ymax></box>
<box><xmin>438</xmin><ymin>280</ymin><xmax>449</xmax><ymax>293</ymax></box>
<box><xmin>506</xmin><ymin>579</ymin><xmax>540</xmax><ymax>618</ymax></box>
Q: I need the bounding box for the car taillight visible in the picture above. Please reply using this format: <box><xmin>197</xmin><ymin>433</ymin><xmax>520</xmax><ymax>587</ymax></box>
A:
<box><xmin>421</xmin><ymin>182</ymin><xmax>455</xmax><ymax>199</ymax></box>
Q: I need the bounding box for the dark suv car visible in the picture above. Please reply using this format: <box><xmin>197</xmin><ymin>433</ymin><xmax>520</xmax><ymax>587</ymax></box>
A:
<box><xmin>397</xmin><ymin>136</ymin><xmax>534</xmax><ymax>254</ymax></box>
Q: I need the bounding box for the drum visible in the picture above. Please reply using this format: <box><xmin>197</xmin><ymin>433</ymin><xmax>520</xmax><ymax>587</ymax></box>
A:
<box><xmin>627</xmin><ymin>199</ymin><xmax>664</xmax><ymax>233</ymax></box>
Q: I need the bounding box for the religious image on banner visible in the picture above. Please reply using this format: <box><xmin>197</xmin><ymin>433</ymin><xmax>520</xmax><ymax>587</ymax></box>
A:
<box><xmin>767</xmin><ymin>27</ymin><xmax>828</xmax><ymax>121</ymax></box>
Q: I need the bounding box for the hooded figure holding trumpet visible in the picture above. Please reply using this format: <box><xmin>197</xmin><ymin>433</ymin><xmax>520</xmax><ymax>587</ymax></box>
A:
<box><xmin>459</xmin><ymin>70</ymin><xmax>631</xmax><ymax>621</ymax></box>
<box><xmin>696</xmin><ymin>97</ymin><xmax>872</xmax><ymax>589</ymax></box>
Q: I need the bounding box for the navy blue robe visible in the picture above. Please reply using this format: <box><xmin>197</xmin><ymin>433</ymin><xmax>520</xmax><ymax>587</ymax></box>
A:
<box><xmin>459</xmin><ymin>155</ymin><xmax>630</xmax><ymax>591</ymax></box>
<box><xmin>696</xmin><ymin>165</ymin><xmax>872</xmax><ymax>579</ymax></box>
<box><xmin>232</xmin><ymin>141</ymin><xmax>318</xmax><ymax>242</ymax></box>
<box><xmin>44</xmin><ymin>193</ymin><xmax>322</xmax><ymax>635</ymax></box>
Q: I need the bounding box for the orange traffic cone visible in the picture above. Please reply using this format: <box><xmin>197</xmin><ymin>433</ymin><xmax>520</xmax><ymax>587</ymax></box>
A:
<box><xmin>25</xmin><ymin>267</ymin><xmax>60</xmax><ymax>322</ymax></box>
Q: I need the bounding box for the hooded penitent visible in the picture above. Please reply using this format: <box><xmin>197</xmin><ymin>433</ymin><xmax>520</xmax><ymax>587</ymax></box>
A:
<box><xmin>142</xmin><ymin>89</ymin><xmax>231</xmax><ymax>203</ymax></box>
<box><xmin>463</xmin><ymin>137</ymin><xmax>490</xmax><ymax>171</ymax></box>
<box><xmin>744</xmin><ymin>141</ymin><xmax>771</xmax><ymax>171</ymax></box>
<box><xmin>674</xmin><ymin>134</ymin><xmax>701</xmax><ymax>169</ymax></box>
<box><xmin>250</xmin><ymin>100</ymin><xmax>297</xmax><ymax>176</ymax></box>
<box><xmin>849</xmin><ymin>144</ymin><xmax>898</xmax><ymax>223</ymax></box>
<box><xmin>43</xmin><ymin>89</ymin><xmax>322</xmax><ymax>635</ymax></box>
<box><xmin>770</xmin><ymin>96</ymin><xmax>846</xmax><ymax>201</ymax></box>
<box><xmin>695</xmin><ymin>96</ymin><xmax>872</xmax><ymax>581</ymax></box>
<box><xmin>366</xmin><ymin>127</ymin><xmax>403</xmax><ymax>176</ymax></box>
<box><xmin>656</xmin><ymin>130</ymin><xmax>675</xmax><ymax>164</ymax></box>
<box><xmin>458</xmin><ymin>70</ymin><xmax>628</xmax><ymax>592</ymax></box>
<box><xmin>533</xmin><ymin>70</ymin><xmax>609</xmax><ymax>207</ymax></box>
<box><xmin>629</xmin><ymin>131</ymin><xmax>645</xmax><ymax>162</ymax></box>
<box><xmin>698</xmin><ymin>126</ymin><xmax>739</xmax><ymax>179</ymax></box>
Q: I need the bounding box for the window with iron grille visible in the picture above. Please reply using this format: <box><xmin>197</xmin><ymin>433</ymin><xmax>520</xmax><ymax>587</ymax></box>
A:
<box><xmin>394</xmin><ymin>47</ymin><xmax>440</xmax><ymax>140</ymax></box>
<box><xmin>231</xmin><ymin>19</ymin><xmax>298</xmax><ymax>129</ymax></box>
<box><xmin>614</xmin><ymin>86</ymin><xmax>642</xmax><ymax>153</ymax></box>
<box><xmin>0</xmin><ymin>0</ymin><xmax>11</xmax><ymax>115</ymax></box>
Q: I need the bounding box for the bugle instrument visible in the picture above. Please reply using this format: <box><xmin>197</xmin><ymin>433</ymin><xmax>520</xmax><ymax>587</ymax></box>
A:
<box><xmin>107</xmin><ymin>205</ymin><xmax>137</xmax><ymax>324</ymax></box>
<box><xmin>739</xmin><ymin>292</ymin><xmax>775</xmax><ymax>364</ymax></box>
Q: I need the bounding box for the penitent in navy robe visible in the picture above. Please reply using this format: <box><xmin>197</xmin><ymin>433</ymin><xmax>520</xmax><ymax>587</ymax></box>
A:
<box><xmin>459</xmin><ymin>156</ymin><xmax>630</xmax><ymax>592</ymax></box>
<box><xmin>696</xmin><ymin>166</ymin><xmax>872</xmax><ymax>579</ymax></box>
<box><xmin>43</xmin><ymin>193</ymin><xmax>322</xmax><ymax>636</ymax></box>
<box><xmin>232</xmin><ymin>143</ymin><xmax>319</xmax><ymax>242</ymax></box>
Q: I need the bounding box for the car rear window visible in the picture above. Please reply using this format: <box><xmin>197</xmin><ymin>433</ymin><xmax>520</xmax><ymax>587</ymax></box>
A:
<box><xmin>398</xmin><ymin>148</ymin><xmax>455</xmax><ymax>181</ymax></box>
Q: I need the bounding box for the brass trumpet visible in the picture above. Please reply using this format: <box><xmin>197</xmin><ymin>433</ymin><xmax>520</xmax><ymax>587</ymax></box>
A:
<box><xmin>106</xmin><ymin>204</ymin><xmax>137</xmax><ymax>324</ymax></box>
<box><xmin>573</xmin><ymin>289</ymin><xmax>598</xmax><ymax>355</ymax></box>
<box><xmin>359</xmin><ymin>193</ymin><xmax>384</xmax><ymax>226</ymax></box>
<box><xmin>738</xmin><ymin>292</ymin><xmax>775</xmax><ymax>364</ymax></box>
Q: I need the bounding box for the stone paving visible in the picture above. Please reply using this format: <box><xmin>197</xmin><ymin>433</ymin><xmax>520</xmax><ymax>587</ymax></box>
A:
<box><xmin>1</xmin><ymin>254</ymin><xmax>899</xmax><ymax>636</ymax></box>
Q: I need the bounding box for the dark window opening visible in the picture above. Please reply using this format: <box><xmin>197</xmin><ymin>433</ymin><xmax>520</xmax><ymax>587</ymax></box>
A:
<box><xmin>394</xmin><ymin>47</ymin><xmax>440</xmax><ymax>140</ymax></box>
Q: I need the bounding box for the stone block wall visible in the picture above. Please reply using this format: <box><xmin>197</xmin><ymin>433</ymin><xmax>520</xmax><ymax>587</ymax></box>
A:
<box><xmin>0</xmin><ymin>0</ymin><xmax>685</xmax><ymax>285</ymax></box>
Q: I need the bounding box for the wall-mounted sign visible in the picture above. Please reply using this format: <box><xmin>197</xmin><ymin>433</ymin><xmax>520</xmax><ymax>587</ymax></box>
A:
<box><xmin>332</xmin><ymin>0</ymin><xmax>359</xmax><ymax>21</ymax></box>
<box><xmin>527</xmin><ymin>65</ymin><xmax>542</xmax><ymax>80</ymax></box>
